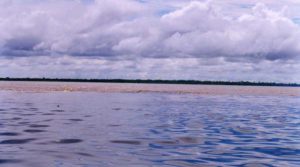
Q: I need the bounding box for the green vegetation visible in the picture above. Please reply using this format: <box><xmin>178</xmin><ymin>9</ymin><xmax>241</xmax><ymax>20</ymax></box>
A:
<box><xmin>0</xmin><ymin>77</ymin><xmax>299</xmax><ymax>87</ymax></box>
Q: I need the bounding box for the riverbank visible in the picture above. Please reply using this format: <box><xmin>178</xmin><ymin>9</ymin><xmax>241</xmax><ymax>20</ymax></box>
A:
<box><xmin>0</xmin><ymin>81</ymin><xmax>299</xmax><ymax>96</ymax></box>
<box><xmin>1</xmin><ymin>78</ymin><xmax>299</xmax><ymax>87</ymax></box>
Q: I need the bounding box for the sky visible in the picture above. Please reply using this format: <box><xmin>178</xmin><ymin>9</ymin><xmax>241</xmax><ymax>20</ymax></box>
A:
<box><xmin>0</xmin><ymin>0</ymin><xmax>300</xmax><ymax>82</ymax></box>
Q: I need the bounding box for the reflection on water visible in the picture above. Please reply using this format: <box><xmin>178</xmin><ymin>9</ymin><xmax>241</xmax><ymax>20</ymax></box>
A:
<box><xmin>0</xmin><ymin>90</ymin><xmax>300</xmax><ymax>167</ymax></box>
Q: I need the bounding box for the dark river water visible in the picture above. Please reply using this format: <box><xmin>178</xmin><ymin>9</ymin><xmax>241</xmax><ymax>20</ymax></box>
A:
<box><xmin>0</xmin><ymin>89</ymin><xmax>299</xmax><ymax>166</ymax></box>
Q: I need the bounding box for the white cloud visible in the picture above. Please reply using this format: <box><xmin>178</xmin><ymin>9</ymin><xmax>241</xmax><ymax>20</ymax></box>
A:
<box><xmin>160</xmin><ymin>2</ymin><xmax>300</xmax><ymax>61</ymax></box>
<box><xmin>0</xmin><ymin>0</ymin><xmax>299</xmax><ymax>60</ymax></box>
<box><xmin>0</xmin><ymin>0</ymin><xmax>299</xmax><ymax>81</ymax></box>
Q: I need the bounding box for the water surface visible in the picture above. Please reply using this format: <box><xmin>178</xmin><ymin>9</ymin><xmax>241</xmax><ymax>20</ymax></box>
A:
<box><xmin>0</xmin><ymin>83</ymin><xmax>299</xmax><ymax>167</ymax></box>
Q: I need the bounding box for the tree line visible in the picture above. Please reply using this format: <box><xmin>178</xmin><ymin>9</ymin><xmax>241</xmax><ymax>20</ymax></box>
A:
<box><xmin>0</xmin><ymin>77</ymin><xmax>299</xmax><ymax>87</ymax></box>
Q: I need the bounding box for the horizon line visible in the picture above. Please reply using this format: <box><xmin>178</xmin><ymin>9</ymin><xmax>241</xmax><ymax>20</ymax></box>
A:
<box><xmin>0</xmin><ymin>77</ymin><xmax>299</xmax><ymax>87</ymax></box>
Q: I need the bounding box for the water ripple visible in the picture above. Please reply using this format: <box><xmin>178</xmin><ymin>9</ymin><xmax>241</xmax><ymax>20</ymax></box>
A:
<box><xmin>0</xmin><ymin>90</ymin><xmax>299</xmax><ymax>166</ymax></box>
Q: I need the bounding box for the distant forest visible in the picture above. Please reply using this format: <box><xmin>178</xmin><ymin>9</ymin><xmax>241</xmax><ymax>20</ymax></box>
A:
<box><xmin>0</xmin><ymin>77</ymin><xmax>299</xmax><ymax>87</ymax></box>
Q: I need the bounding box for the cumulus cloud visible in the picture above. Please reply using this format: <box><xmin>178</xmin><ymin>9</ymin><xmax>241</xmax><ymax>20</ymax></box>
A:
<box><xmin>0</xmin><ymin>0</ymin><xmax>299</xmax><ymax>82</ymax></box>
<box><xmin>161</xmin><ymin>1</ymin><xmax>300</xmax><ymax>61</ymax></box>
<box><xmin>0</xmin><ymin>0</ymin><xmax>299</xmax><ymax>62</ymax></box>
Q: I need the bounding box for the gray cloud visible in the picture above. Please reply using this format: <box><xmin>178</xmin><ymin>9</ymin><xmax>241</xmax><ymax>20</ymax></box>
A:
<box><xmin>1</xmin><ymin>56</ymin><xmax>299</xmax><ymax>82</ymax></box>
<box><xmin>0</xmin><ymin>0</ymin><xmax>299</xmax><ymax>62</ymax></box>
<box><xmin>0</xmin><ymin>0</ymin><xmax>299</xmax><ymax>82</ymax></box>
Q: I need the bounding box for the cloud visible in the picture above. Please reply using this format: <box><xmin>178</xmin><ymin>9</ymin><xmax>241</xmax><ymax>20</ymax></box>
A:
<box><xmin>0</xmin><ymin>0</ymin><xmax>299</xmax><ymax>62</ymax></box>
<box><xmin>1</xmin><ymin>55</ymin><xmax>299</xmax><ymax>82</ymax></box>
<box><xmin>0</xmin><ymin>0</ymin><xmax>145</xmax><ymax>57</ymax></box>
<box><xmin>161</xmin><ymin>2</ymin><xmax>300</xmax><ymax>61</ymax></box>
<box><xmin>0</xmin><ymin>0</ymin><xmax>299</xmax><ymax>82</ymax></box>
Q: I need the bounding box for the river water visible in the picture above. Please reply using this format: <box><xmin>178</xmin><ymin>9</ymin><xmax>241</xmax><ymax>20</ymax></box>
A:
<box><xmin>0</xmin><ymin>82</ymin><xmax>299</xmax><ymax>167</ymax></box>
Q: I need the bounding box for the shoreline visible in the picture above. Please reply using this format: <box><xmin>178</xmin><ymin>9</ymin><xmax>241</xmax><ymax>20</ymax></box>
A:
<box><xmin>0</xmin><ymin>78</ymin><xmax>299</xmax><ymax>87</ymax></box>
<box><xmin>0</xmin><ymin>81</ymin><xmax>299</xmax><ymax>96</ymax></box>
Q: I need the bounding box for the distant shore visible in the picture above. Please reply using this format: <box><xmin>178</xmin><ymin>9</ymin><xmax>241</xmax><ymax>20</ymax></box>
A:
<box><xmin>0</xmin><ymin>81</ymin><xmax>299</xmax><ymax>96</ymax></box>
<box><xmin>0</xmin><ymin>78</ymin><xmax>299</xmax><ymax>87</ymax></box>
